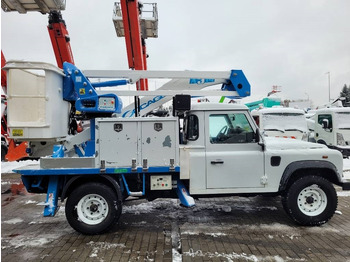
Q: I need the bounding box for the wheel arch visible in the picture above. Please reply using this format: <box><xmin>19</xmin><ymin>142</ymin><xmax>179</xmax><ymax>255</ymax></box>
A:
<box><xmin>279</xmin><ymin>160</ymin><xmax>341</xmax><ymax>192</ymax></box>
<box><xmin>61</xmin><ymin>175</ymin><xmax>122</xmax><ymax>202</ymax></box>
<box><xmin>317</xmin><ymin>139</ymin><xmax>327</xmax><ymax>145</ymax></box>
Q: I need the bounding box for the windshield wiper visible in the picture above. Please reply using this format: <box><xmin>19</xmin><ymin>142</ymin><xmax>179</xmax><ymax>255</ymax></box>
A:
<box><xmin>264</xmin><ymin>128</ymin><xmax>285</xmax><ymax>133</ymax></box>
<box><xmin>285</xmin><ymin>128</ymin><xmax>305</xmax><ymax>133</ymax></box>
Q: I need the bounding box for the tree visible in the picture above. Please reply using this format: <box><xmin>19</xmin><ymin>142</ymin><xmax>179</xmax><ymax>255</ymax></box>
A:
<box><xmin>340</xmin><ymin>84</ymin><xmax>350</xmax><ymax>107</ymax></box>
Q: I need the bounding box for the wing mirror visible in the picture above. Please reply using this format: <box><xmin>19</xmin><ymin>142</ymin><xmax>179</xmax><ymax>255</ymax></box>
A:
<box><xmin>255</xmin><ymin>128</ymin><xmax>265</xmax><ymax>150</ymax></box>
<box><xmin>255</xmin><ymin>128</ymin><xmax>261</xmax><ymax>143</ymax></box>
<box><xmin>322</xmin><ymin>119</ymin><xmax>329</xmax><ymax>129</ymax></box>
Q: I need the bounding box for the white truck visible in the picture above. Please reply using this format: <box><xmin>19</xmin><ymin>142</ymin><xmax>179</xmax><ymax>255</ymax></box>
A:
<box><xmin>251</xmin><ymin>107</ymin><xmax>309</xmax><ymax>141</ymax></box>
<box><xmin>5</xmin><ymin>61</ymin><xmax>349</xmax><ymax>235</ymax></box>
<box><xmin>311</xmin><ymin>107</ymin><xmax>350</xmax><ymax>157</ymax></box>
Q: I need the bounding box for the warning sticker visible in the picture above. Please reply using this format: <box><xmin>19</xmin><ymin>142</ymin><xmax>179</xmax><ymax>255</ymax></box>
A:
<box><xmin>12</xmin><ymin>129</ymin><xmax>23</xmax><ymax>137</ymax></box>
<box><xmin>79</xmin><ymin>88</ymin><xmax>86</xmax><ymax>95</ymax></box>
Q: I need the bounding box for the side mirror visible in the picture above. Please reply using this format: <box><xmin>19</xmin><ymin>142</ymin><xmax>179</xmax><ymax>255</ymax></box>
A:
<box><xmin>322</xmin><ymin>119</ymin><xmax>329</xmax><ymax>129</ymax></box>
<box><xmin>255</xmin><ymin>128</ymin><xmax>265</xmax><ymax>151</ymax></box>
<box><xmin>255</xmin><ymin>129</ymin><xmax>260</xmax><ymax>143</ymax></box>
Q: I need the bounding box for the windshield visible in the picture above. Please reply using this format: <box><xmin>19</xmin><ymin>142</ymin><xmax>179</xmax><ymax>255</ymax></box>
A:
<box><xmin>261</xmin><ymin>112</ymin><xmax>307</xmax><ymax>132</ymax></box>
<box><xmin>334</xmin><ymin>112</ymin><xmax>350</xmax><ymax>129</ymax></box>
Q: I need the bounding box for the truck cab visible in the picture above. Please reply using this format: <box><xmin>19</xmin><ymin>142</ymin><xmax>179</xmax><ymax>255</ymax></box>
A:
<box><xmin>180</xmin><ymin>103</ymin><xmax>264</xmax><ymax>194</ymax></box>
<box><xmin>313</xmin><ymin>107</ymin><xmax>350</xmax><ymax>157</ymax></box>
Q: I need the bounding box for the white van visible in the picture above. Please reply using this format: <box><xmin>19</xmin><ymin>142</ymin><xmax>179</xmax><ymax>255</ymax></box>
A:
<box><xmin>312</xmin><ymin>107</ymin><xmax>350</xmax><ymax>157</ymax></box>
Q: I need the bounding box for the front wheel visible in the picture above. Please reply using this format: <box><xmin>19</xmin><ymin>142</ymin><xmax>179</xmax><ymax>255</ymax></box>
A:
<box><xmin>65</xmin><ymin>182</ymin><xmax>122</xmax><ymax>235</ymax></box>
<box><xmin>282</xmin><ymin>176</ymin><xmax>337</xmax><ymax>226</ymax></box>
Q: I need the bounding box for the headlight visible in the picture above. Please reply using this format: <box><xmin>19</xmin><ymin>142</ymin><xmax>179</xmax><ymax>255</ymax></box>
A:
<box><xmin>337</xmin><ymin>133</ymin><xmax>346</xmax><ymax>146</ymax></box>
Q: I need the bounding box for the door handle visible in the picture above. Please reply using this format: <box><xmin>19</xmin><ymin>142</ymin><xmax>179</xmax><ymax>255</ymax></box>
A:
<box><xmin>211</xmin><ymin>160</ymin><xmax>224</xmax><ymax>164</ymax></box>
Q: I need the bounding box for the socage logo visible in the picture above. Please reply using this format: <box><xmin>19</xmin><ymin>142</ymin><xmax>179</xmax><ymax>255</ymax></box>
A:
<box><xmin>122</xmin><ymin>95</ymin><xmax>165</xmax><ymax>117</ymax></box>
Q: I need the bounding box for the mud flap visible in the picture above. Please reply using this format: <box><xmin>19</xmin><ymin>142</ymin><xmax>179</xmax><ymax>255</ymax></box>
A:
<box><xmin>176</xmin><ymin>179</ymin><xmax>195</xmax><ymax>207</ymax></box>
<box><xmin>43</xmin><ymin>175</ymin><xmax>59</xmax><ymax>216</ymax></box>
<box><xmin>43</xmin><ymin>145</ymin><xmax>64</xmax><ymax>216</ymax></box>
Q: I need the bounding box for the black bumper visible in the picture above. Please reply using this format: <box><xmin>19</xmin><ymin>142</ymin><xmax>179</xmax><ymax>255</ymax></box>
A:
<box><xmin>341</xmin><ymin>182</ymin><xmax>350</xmax><ymax>190</ymax></box>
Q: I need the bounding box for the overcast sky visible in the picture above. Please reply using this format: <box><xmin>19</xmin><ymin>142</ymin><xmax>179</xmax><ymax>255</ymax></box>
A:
<box><xmin>1</xmin><ymin>0</ymin><xmax>349</xmax><ymax>106</ymax></box>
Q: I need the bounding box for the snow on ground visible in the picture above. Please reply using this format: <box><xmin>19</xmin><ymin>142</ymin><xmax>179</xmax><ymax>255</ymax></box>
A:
<box><xmin>344</xmin><ymin>158</ymin><xmax>350</xmax><ymax>170</ymax></box>
<box><xmin>2</xmin><ymin>218</ymin><xmax>24</xmax><ymax>224</ymax></box>
<box><xmin>343</xmin><ymin>158</ymin><xmax>350</xmax><ymax>180</ymax></box>
<box><xmin>337</xmin><ymin>191</ymin><xmax>350</xmax><ymax>197</ymax></box>
<box><xmin>2</xmin><ymin>234</ymin><xmax>59</xmax><ymax>249</ymax></box>
<box><xmin>122</xmin><ymin>199</ymin><xmax>179</xmax><ymax>214</ymax></box>
<box><xmin>181</xmin><ymin>249</ymin><xmax>307</xmax><ymax>262</ymax></box>
<box><xmin>86</xmin><ymin>241</ymin><xmax>125</xmax><ymax>258</ymax></box>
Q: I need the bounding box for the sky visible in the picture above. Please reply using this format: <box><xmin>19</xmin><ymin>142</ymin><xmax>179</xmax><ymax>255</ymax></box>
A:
<box><xmin>1</xmin><ymin>0</ymin><xmax>350</xmax><ymax>107</ymax></box>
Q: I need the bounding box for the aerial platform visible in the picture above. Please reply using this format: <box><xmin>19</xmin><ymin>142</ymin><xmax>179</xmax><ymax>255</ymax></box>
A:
<box><xmin>1</xmin><ymin>0</ymin><xmax>65</xmax><ymax>14</ymax></box>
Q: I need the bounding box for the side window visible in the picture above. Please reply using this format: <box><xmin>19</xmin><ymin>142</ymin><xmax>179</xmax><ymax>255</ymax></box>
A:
<box><xmin>185</xmin><ymin>114</ymin><xmax>199</xmax><ymax>141</ymax></box>
<box><xmin>253</xmin><ymin>115</ymin><xmax>260</xmax><ymax>127</ymax></box>
<box><xmin>318</xmin><ymin>114</ymin><xmax>332</xmax><ymax>129</ymax></box>
<box><xmin>209</xmin><ymin>113</ymin><xmax>254</xmax><ymax>144</ymax></box>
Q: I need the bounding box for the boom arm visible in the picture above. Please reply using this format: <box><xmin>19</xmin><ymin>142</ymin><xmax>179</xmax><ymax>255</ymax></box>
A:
<box><xmin>113</xmin><ymin>1</ymin><xmax>158</xmax><ymax>91</ymax></box>
<box><xmin>84</xmin><ymin>69</ymin><xmax>251</xmax><ymax>117</ymax></box>
<box><xmin>48</xmin><ymin>11</ymin><xmax>74</xmax><ymax>69</ymax></box>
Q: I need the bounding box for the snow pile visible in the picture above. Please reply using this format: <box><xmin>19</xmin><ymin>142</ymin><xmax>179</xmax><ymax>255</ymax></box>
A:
<box><xmin>1</xmin><ymin>159</ymin><xmax>39</xmax><ymax>173</ymax></box>
<box><xmin>205</xmin><ymin>232</ymin><xmax>227</xmax><ymax>238</ymax></box>
<box><xmin>2</xmin><ymin>218</ymin><xmax>24</xmax><ymax>224</ymax></box>
<box><xmin>2</xmin><ymin>234</ymin><xmax>60</xmax><ymax>249</ymax></box>
<box><xmin>122</xmin><ymin>199</ymin><xmax>179</xmax><ymax>214</ymax></box>
<box><xmin>182</xmin><ymin>249</ymin><xmax>307</xmax><ymax>261</ymax></box>
<box><xmin>23</xmin><ymin>200</ymin><xmax>38</xmax><ymax>205</ymax></box>
<box><xmin>343</xmin><ymin>158</ymin><xmax>350</xmax><ymax>170</ymax></box>
<box><xmin>172</xmin><ymin>248</ymin><xmax>182</xmax><ymax>262</ymax></box>
<box><xmin>343</xmin><ymin>158</ymin><xmax>350</xmax><ymax>180</ymax></box>
<box><xmin>183</xmin><ymin>248</ymin><xmax>260</xmax><ymax>261</ymax></box>
<box><xmin>337</xmin><ymin>191</ymin><xmax>350</xmax><ymax>197</ymax></box>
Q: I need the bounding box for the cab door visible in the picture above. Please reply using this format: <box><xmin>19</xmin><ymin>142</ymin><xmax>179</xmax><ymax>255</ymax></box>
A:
<box><xmin>205</xmin><ymin>111</ymin><xmax>265</xmax><ymax>189</ymax></box>
<box><xmin>315</xmin><ymin>113</ymin><xmax>333</xmax><ymax>145</ymax></box>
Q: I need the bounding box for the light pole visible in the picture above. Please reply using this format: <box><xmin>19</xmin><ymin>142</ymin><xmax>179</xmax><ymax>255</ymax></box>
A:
<box><xmin>325</xmin><ymin>72</ymin><xmax>331</xmax><ymax>102</ymax></box>
<box><xmin>305</xmin><ymin>92</ymin><xmax>309</xmax><ymax>101</ymax></box>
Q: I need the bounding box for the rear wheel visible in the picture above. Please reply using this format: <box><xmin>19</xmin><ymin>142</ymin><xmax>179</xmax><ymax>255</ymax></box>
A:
<box><xmin>65</xmin><ymin>182</ymin><xmax>122</xmax><ymax>235</ymax></box>
<box><xmin>282</xmin><ymin>175</ymin><xmax>337</xmax><ymax>226</ymax></box>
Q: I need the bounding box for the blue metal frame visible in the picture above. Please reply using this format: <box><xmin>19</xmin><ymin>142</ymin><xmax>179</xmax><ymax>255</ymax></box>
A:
<box><xmin>43</xmin><ymin>145</ymin><xmax>66</xmax><ymax>216</ymax></box>
<box><xmin>43</xmin><ymin>176</ymin><xmax>60</xmax><ymax>216</ymax></box>
<box><xmin>221</xmin><ymin>70</ymin><xmax>251</xmax><ymax>98</ymax></box>
<box><xmin>121</xmin><ymin>173</ymin><xmax>146</xmax><ymax>196</ymax></box>
<box><xmin>176</xmin><ymin>179</ymin><xmax>195</xmax><ymax>207</ymax></box>
<box><xmin>17</xmin><ymin>164</ymin><xmax>180</xmax><ymax>217</ymax></box>
<box><xmin>15</xmin><ymin>166</ymin><xmax>180</xmax><ymax>176</ymax></box>
<box><xmin>62</xmin><ymin>62</ymin><xmax>124</xmax><ymax>114</ymax></box>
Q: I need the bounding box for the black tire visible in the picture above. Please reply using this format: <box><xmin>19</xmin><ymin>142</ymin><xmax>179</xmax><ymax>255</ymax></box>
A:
<box><xmin>282</xmin><ymin>176</ymin><xmax>337</xmax><ymax>226</ymax></box>
<box><xmin>65</xmin><ymin>182</ymin><xmax>122</xmax><ymax>235</ymax></box>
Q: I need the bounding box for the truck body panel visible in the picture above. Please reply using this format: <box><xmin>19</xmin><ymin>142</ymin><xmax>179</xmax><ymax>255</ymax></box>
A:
<box><xmin>312</xmin><ymin>107</ymin><xmax>350</xmax><ymax>157</ymax></box>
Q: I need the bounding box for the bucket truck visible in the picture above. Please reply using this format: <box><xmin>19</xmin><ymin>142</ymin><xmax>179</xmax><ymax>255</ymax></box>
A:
<box><xmin>4</xmin><ymin>60</ymin><xmax>349</xmax><ymax>235</ymax></box>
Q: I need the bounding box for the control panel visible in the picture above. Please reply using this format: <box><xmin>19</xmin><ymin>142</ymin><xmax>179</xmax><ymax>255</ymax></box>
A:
<box><xmin>150</xmin><ymin>175</ymin><xmax>172</xmax><ymax>190</ymax></box>
<box><xmin>98</xmin><ymin>97</ymin><xmax>116</xmax><ymax>111</ymax></box>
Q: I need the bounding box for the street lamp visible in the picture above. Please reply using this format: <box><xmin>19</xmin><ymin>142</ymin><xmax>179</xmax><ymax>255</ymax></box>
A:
<box><xmin>305</xmin><ymin>92</ymin><xmax>309</xmax><ymax>101</ymax></box>
<box><xmin>325</xmin><ymin>72</ymin><xmax>331</xmax><ymax>102</ymax></box>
